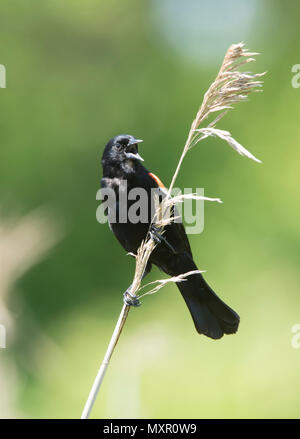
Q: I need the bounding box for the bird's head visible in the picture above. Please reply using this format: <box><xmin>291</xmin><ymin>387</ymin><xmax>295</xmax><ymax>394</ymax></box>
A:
<box><xmin>102</xmin><ymin>134</ymin><xmax>144</xmax><ymax>169</ymax></box>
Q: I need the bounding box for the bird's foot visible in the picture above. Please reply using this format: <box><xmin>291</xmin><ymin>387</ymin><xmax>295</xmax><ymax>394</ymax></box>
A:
<box><xmin>150</xmin><ymin>225</ymin><xmax>176</xmax><ymax>254</ymax></box>
<box><xmin>123</xmin><ymin>287</ymin><xmax>141</xmax><ymax>307</ymax></box>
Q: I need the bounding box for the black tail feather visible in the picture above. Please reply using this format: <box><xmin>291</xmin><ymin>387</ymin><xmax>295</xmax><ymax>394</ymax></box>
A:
<box><xmin>174</xmin><ymin>259</ymin><xmax>240</xmax><ymax>339</ymax></box>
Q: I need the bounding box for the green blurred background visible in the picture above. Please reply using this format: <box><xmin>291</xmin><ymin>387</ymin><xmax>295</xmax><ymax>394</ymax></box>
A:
<box><xmin>0</xmin><ymin>0</ymin><xmax>300</xmax><ymax>419</ymax></box>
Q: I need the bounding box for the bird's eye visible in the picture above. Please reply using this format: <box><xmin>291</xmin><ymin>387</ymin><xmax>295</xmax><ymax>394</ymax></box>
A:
<box><xmin>116</xmin><ymin>142</ymin><xmax>122</xmax><ymax>149</ymax></box>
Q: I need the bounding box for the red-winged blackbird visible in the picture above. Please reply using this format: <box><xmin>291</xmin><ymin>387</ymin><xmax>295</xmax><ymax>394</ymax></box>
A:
<box><xmin>101</xmin><ymin>134</ymin><xmax>240</xmax><ymax>339</ymax></box>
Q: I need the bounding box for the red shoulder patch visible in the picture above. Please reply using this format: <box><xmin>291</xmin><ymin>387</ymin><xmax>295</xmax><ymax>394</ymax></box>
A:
<box><xmin>149</xmin><ymin>172</ymin><xmax>166</xmax><ymax>190</ymax></box>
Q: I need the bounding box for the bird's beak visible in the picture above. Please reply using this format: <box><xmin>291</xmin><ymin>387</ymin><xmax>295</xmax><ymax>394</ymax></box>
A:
<box><xmin>125</xmin><ymin>138</ymin><xmax>144</xmax><ymax>161</ymax></box>
<box><xmin>125</xmin><ymin>151</ymin><xmax>144</xmax><ymax>161</ymax></box>
<box><xmin>128</xmin><ymin>138</ymin><xmax>143</xmax><ymax>146</ymax></box>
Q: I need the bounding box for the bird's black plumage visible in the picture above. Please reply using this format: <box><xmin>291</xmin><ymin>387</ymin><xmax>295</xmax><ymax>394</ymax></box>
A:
<box><xmin>101</xmin><ymin>134</ymin><xmax>240</xmax><ymax>339</ymax></box>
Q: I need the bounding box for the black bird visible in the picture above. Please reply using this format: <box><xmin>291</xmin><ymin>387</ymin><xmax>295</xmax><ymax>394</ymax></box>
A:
<box><xmin>101</xmin><ymin>134</ymin><xmax>240</xmax><ymax>339</ymax></box>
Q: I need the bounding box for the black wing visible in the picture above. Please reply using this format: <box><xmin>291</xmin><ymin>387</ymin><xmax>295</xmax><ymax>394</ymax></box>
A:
<box><xmin>148</xmin><ymin>172</ymin><xmax>192</xmax><ymax>257</ymax></box>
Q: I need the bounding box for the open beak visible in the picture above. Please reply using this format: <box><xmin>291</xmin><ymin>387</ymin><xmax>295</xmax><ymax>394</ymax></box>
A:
<box><xmin>128</xmin><ymin>138</ymin><xmax>143</xmax><ymax>146</ymax></box>
<box><xmin>125</xmin><ymin>138</ymin><xmax>144</xmax><ymax>161</ymax></box>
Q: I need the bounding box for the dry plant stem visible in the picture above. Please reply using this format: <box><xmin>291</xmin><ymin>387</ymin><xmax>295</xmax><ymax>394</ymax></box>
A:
<box><xmin>81</xmin><ymin>304</ymin><xmax>130</xmax><ymax>419</ymax></box>
<box><xmin>167</xmin><ymin>130</ymin><xmax>194</xmax><ymax>199</ymax></box>
<box><xmin>82</xmin><ymin>42</ymin><xmax>264</xmax><ymax>419</ymax></box>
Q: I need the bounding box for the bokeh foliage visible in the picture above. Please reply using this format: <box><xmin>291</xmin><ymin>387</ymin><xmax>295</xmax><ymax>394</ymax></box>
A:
<box><xmin>0</xmin><ymin>0</ymin><xmax>300</xmax><ymax>418</ymax></box>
